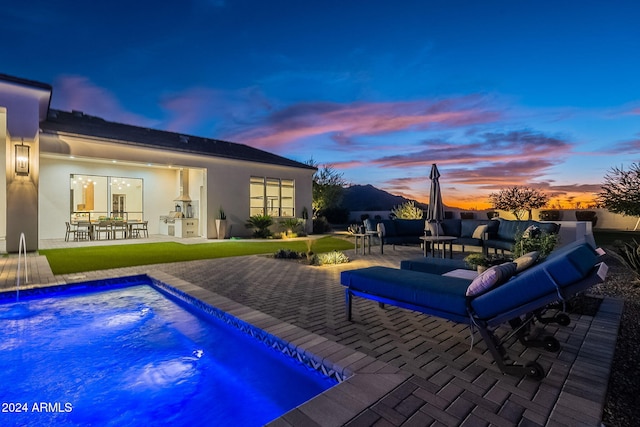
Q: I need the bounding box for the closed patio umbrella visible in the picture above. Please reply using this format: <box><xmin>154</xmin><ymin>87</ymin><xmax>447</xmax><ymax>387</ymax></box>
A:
<box><xmin>426</xmin><ymin>163</ymin><xmax>445</xmax><ymax>238</ymax></box>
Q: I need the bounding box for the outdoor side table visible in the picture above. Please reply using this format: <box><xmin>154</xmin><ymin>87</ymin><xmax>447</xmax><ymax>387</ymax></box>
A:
<box><xmin>353</xmin><ymin>233</ymin><xmax>372</xmax><ymax>255</ymax></box>
<box><xmin>366</xmin><ymin>230</ymin><xmax>379</xmax><ymax>251</ymax></box>
<box><xmin>420</xmin><ymin>235</ymin><xmax>457</xmax><ymax>258</ymax></box>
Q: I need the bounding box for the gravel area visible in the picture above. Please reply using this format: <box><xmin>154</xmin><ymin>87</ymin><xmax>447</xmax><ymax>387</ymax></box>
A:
<box><xmin>588</xmin><ymin>250</ymin><xmax>640</xmax><ymax>427</ymax></box>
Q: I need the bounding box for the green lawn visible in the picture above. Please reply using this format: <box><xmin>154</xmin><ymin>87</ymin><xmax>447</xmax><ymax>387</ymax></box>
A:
<box><xmin>40</xmin><ymin>236</ymin><xmax>354</xmax><ymax>275</ymax></box>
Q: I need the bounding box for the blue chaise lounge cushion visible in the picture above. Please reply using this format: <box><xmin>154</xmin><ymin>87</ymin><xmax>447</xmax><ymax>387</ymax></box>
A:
<box><xmin>341</xmin><ymin>267</ymin><xmax>471</xmax><ymax>319</ymax></box>
<box><xmin>471</xmin><ymin>243</ymin><xmax>599</xmax><ymax>319</ymax></box>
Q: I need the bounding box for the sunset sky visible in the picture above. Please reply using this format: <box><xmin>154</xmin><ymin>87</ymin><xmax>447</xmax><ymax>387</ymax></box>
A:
<box><xmin>3</xmin><ymin>1</ymin><xmax>639</xmax><ymax>209</ymax></box>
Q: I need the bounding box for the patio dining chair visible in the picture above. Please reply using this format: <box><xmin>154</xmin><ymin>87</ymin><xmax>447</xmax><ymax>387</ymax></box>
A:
<box><xmin>112</xmin><ymin>221</ymin><xmax>127</xmax><ymax>239</ymax></box>
<box><xmin>76</xmin><ymin>221</ymin><xmax>91</xmax><ymax>241</ymax></box>
<box><xmin>65</xmin><ymin>222</ymin><xmax>77</xmax><ymax>242</ymax></box>
<box><xmin>139</xmin><ymin>221</ymin><xmax>149</xmax><ymax>238</ymax></box>
<box><xmin>95</xmin><ymin>221</ymin><xmax>112</xmax><ymax>240</ymax></box>
<box><xmin>129</xmin><ymin>221</ymin><xmax>149</xmax><ymax>238</ymax></box>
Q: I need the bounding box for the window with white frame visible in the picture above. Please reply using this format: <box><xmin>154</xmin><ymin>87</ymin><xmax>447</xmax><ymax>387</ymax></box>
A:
<box><xmin>70</xmin><ymin>174</ymin><xmax>143</xmax><ymax>222</ymax></box>
<box><xmin>250</xmin><ymin>176</ymin><xmax>294</xmax><ymax>217</ymax></box>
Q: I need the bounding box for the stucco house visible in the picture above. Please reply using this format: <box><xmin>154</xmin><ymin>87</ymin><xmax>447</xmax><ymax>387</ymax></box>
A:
<box><xmin>1</xmin><ymin>73</ymin><xmax>315</xmax><ymax>252</ymax></box>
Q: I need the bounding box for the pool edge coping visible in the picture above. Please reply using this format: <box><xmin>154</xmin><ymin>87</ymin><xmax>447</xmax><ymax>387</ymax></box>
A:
<box><xmin>146</xmin><ymin>270</ymin><xmax>410</xmax><ymax>427</ymax></box>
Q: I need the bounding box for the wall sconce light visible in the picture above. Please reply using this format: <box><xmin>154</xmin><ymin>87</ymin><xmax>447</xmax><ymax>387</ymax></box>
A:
<box><xmin>15</xmin><ymin>141</ymin><xmax>30</xmax><ymax>176</ymax></box>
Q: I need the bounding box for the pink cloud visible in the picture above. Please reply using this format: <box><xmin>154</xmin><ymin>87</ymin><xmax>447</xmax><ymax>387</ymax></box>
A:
<box><xmin>607</xmin><ymin>137</ymin><xmax>640</xmax><ymax>154</ymax></box>
<box><xmin>624</xmin><ymin>103</ymin><xmax>640</xmax><ymax>115</ymax></box>
<box><xmin>361</xmin><ymin>130</ymin><xmax>576</xmax><ymax>205</ymax></box>
<box><xmin>371</xmin><ymin>130</ymin><xmax>572</xmax><ymax>170</ymax></box>
<box><xmin>50</xmin><ymin>75</ymin><xmax>157</xmax><ymax>128</ymax></box>
<box><xmin>226</xmin><ymin>95</ymin><xmax>502</xmax><ymax>150</ymax></box>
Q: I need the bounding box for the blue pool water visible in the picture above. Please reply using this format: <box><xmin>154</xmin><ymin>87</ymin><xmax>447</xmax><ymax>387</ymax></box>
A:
<box><xmin>0</xmin><ymin>277</ymin><xmax>336</xmax><ymax>426</ymax></box>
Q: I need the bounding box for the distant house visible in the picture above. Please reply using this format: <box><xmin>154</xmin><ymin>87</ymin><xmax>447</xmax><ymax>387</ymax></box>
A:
<box><xmin>0</xmin><ymin>73</ymin><xmax>315</xmax><ymax>252</ymax></box>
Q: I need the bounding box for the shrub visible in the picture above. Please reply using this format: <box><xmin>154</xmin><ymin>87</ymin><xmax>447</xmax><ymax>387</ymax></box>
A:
<box><xmin>245</xmin><ymin>214</ymin><xmax>273</xmax><ymax>238</ymax></box>
<box><xmin>391</xmin><ymin>201</ymin><xmax>424</xmax><ymax>219</ymax></box>
<box><xmin>312</xmin><ymin>216</ymin><xmax>331</xmax><ymax>234</ymax></box>
<box><xmin>312</xmin><ymin>250</ymin><xmax>350</xmax><ymax>266</ymax></box>
<box><xmin>464</xmin><ymin>253</ymin><xmax>490</xmax><ymax>269</ymax></box>
<box><xmin>279</xmin><ymin>218</ymin><xmax>304</xmax><ymax>237</ymax></box>
<box><xmin>318</xmin><ymin>207</ymin><xmax>350</xmax><ymax>224</ymax></box>
<box><xmin>612</xmin><ymin>239</ymin><xmax>640</xmax><ymax>283</ymax></box>
<box><xmin>273</xmin><ymin>249</ymin><xmax>303</xmax><ymax>259</ymax></box>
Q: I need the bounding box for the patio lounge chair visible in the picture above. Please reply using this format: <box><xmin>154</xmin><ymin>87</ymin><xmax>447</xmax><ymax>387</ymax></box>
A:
<box><xmin>340</xmin><ymin>241</ymin><xmax>608</xmax><ymax>379</ymax></box>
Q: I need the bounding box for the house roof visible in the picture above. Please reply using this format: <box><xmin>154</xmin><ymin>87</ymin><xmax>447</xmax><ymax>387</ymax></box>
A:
<box><xmin>0</xmin><ymin>73</ymin><xmax>52</xmax><ymax>121</ymax></box>
<box><xmin>0</xmin><ymin>73</ymin><xmax>52</xmax><ymax>92</ymax></box>
<box><xmin>40</xmin><ymin>109</ymin><xmax>315</xmax><ymax>171</ymax></box>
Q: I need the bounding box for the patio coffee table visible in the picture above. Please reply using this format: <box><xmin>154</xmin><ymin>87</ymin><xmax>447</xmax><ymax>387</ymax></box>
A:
<box><xmin>420</xmin><ymin>235</ymin><xmax>457</xmax><ymax>258</ymax></box>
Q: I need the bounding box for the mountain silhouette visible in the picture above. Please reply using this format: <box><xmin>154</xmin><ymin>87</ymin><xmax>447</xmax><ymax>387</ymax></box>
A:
<box><xmin>341</xmin><ymin>184</ymin><xmax>430</xmax><ymax>211</ymax></box>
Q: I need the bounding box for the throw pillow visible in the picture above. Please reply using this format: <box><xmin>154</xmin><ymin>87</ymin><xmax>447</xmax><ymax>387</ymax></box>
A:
<box><xmin>427</xmin><ymin>222</ymin><xmax>444</xmax><ymax>236</ymax></box>
<box><xmin>513</xmin><ymin>251</ymin><xmax>539</xmax><ymax>273</ymax></box>
<box><xmin>466</xmin><ymin>262</ymin><xmax>517</xmax><ymax>297</ymax></box>
<box><xmin>472</xmin><ymin>224</ymin><xmax>488</xmax><ymax>239</ymax></box>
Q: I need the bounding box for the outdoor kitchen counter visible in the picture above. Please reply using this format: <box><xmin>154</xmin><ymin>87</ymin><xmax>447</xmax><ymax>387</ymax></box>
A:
<box><xmin>159</xmin><ymin>216</ymin><xmax>199</xmax><ymax>238</ymax></box>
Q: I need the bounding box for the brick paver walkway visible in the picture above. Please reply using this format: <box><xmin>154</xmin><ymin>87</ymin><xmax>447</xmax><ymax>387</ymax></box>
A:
<box><xmin>0</xmin><ymin>239</ymin><xmax>622</xmax><ymax>426</ymax></box>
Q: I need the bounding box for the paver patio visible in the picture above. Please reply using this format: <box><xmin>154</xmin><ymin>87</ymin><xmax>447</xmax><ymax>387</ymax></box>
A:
<box><xmin>0</xmin><ymin>238</ymin><xmax>622</xmax><ymax>426</ymax></box>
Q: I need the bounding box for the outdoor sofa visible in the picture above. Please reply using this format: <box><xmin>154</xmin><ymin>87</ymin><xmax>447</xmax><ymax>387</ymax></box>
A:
<box><xmin>363</xmin><ymin>218</ymin><xmax>498</xmax><ymax>254</ymax></box>
<box><xmin>363</xmin><ymin>219</ymin><xmax>425</xmax><ymax>253</ymax></box>
<box><xmin>483</xmin><ymin>218</ymin><xmax>560</xmax><ymax>254</ymax></box>
<box><xmin>340</xmin><ymin>240</ymin><xmax>608</xmax><ymax>379</ymax></box>
<box><xmin>364</xmin><ymin>218</ymin><xmax>561</xmax><ymax>256</ymax></box>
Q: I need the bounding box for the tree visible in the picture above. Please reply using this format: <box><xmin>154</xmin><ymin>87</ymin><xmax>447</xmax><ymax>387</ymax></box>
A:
<box><xmin>598</xmin><ymin>163</ymin><xmax>640</xmax><ymax>217</ymax></box>
<box><xmin>488</xmin><ymin>186</ymin><xmax>549</xmax><ymax>220</ymax></box>
<box><xmin>391</xmin><ymin>201</ymin><xmax>424</xmax><ymax>219</ymax></box>
<box><xmin>305</xmin><ymin>158</ymin><xmax>348</xmax><ymax>215</ymax></box>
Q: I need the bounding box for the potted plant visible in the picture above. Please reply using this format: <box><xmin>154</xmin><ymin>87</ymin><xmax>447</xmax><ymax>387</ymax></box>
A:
<box><xmin>464</xmin><ymin>253</ymin><xmax>491</xmax><ymax>273</ymax></box>
<box><xmin>301</xmin><ymin>206</ymin><xmax>311</xmax><ymax>234</ymax></box>
<box><xmin>575</xmin><ymin>210</ymin><xmax>597</xmax><ymax>226</ymax></box>
<box><xmin>216</xmin><ymin>207</ymin><xmax>227</xmax><ymax>239</ymax></box>
<box><xmin>512</xmin><ymin>230</ymin><xmax>559</xmax><ymax>259</ymax></box>
<box><xmin>539</xmin><ymin>210</ymin><xmax>561</xmax><ymax>221</ymax></box>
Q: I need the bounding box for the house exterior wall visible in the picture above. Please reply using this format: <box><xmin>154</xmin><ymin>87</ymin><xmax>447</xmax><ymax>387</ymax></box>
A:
<box><xmin>1</xmin><ymin>96</ymin><xmax>43</xmax><ymax>252</ymax></box>
<box><xmin>0</xmin><ymin>108</ymin><xmax>6</xmax><ymax>241</ymax></box>
<box><xmin>38</xmin><ymin>156</ymin><xmax>179</xmax><ymax>239</ymax></box>
<box><xmin>1</xmin><ymin>75</ymin><xmax>313</xmax><ymax>250</ymax></box>
<box><xmin>205</xmin><ymin>160</ymin><xmax>314</xmax><ymax>238</ymax></box>
<box><xmin>38</xmin><ymin>132</ymin><xmax>314</xmax><ymax>240</ymax></box>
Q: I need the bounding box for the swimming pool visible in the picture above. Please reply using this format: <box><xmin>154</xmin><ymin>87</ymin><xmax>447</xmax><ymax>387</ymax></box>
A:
<box><xmin>0</xmin><ymin>275</ymin><xmax>337</xmax><ymax>426</ymax></box>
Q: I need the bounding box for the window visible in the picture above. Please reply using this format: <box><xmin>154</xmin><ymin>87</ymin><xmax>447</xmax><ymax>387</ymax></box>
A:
<box><xmin>249</xmin><ymin>176</ymin><xmax>294</xmax><ymax>217</ymax></box>
<box><xmin>250</xmin><ymin>177</ymin><xmax>265</xmax><ymax>216</ymax></box>
<box><xmin>281</xmin><ymin>179</ymin><xmax>294</xmax><ymax>217</ymax></box>
<box><xmin>70</xmin><ymin>174</ymin><xmax>143</xmax><ymax>222</ymax></box>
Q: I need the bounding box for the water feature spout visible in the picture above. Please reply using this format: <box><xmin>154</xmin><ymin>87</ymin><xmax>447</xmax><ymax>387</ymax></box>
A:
<box><xmin>16</xmin><ymin>232</ymin><xmax>28</xmax><ymax>301</ymax></box>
